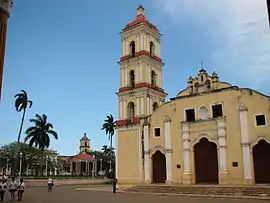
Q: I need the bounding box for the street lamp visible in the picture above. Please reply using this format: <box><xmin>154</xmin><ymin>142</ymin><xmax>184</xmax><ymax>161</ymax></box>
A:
<box><xmin>92</xmin><ymin>155</ymin><xmax>95</xmax><ymax>182</ymax></box>
<box><xmin>19</xmin><ymin>152</ymin><xmax>23</xmax><ymax>179</ymax></box>
<box><xmin>45</xmin><ymin>155</ymin><xmax>49</xmax><ymax>176</ymax></box>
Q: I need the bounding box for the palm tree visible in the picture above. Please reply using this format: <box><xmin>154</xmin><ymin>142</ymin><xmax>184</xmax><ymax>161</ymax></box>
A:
<box><xmin>24</xmin><ymin>114</ymin><xmax>58</xmax><ymax>151</ymax></box>
<box><xmin>101</xmin><ymin>114</ymin><xmax>116</xmax><ymax>148</ymax></box>
<box><xmin>14</xmin><ymin>90</ymin><xmax>33</xmax><ymax>143</ymax></box>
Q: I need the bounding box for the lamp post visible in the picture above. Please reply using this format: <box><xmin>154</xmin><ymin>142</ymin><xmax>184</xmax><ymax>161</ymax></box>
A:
<box><xmin>92</xmin><ymin>155</ymin><xmax>95</xmax><ymax>181</ymax></box>
<box><xmin>19</xmin><ymin>152</ymin><xmax>22</xmax><ymax>179</ymax></box>
<box><xmin>45</xmin><ymin>155</ymin><xmax>48</xmax><ymax>176</ymax></box>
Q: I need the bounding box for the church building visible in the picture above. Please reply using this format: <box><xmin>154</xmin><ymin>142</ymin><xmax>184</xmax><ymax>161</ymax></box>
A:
<box><xmin>116</xmin><ymin>5</ymin><xmax>270</xmax><ymax>186</ymax></box>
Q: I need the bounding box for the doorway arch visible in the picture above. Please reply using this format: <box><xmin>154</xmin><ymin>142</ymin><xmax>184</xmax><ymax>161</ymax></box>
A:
<box><xmin>253</xmin><ymin>139</ymin><xmax>270</xmax><ymax>183</ymax></box>
<box><xmin>152</xmin><ymin>150</ymin><xmax>166</xmax><ymax>183</ymax></box>
<box><xmin>194</xmin><ymin>137</ymin><xmax>219</xmax><ymax>184</ymax></box>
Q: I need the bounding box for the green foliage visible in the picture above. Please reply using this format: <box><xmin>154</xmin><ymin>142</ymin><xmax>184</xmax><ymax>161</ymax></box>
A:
<box><xmin>101</xmin><ymin>114</ymin><xmax>116</xmax><ymax>148</ymax></box>
<box><xmin>24</xmin><ymin>113</ymin><xmax>58</xmax><ymax>151</ymax></box>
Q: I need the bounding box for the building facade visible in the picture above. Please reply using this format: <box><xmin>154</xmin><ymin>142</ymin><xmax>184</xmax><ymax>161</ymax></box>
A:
<box><xmin>0</xmin><ymin>0</ymin><xmax>12</xmax><ymax>100</ymax></box>
<box><xmin>116</xmin><ymin>6</ymin><xmax>270</xmax><ymax>186</ymax></box>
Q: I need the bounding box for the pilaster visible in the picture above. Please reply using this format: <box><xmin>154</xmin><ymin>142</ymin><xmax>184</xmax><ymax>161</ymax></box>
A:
<box><xmin>182</xmin><ymin>123</ymin><xmax>192</xmax><ymax>184</ymax></box>
<box><xmin>164</xmin><ymin>117</ymin><xmax>173</xmax><ymax>183</ymax></box>
<box><xmin>143</xmin><ymin>119</ymin><xmax>150</xmax><ymax>183</ymax></box>
<box><xmin>239</xmin><ymin>104</ymin><xmax>253</xmax><ymax>184</ymax></box>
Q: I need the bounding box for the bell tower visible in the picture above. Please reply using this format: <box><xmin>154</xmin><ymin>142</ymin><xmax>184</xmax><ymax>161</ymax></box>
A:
<box><xmin>0</xmin><ymin>0</ymin><xmax>13</xmax><ymax>101</ymax></box>
<box><xmin>79</xmin><ymin>133</ymin><xmax>90</xmax><ymax>153</ymax></box>
<box><xmin>116</xmin><ymin>5</ymin><xmax>167</xmax><ymax>126</ymax></box>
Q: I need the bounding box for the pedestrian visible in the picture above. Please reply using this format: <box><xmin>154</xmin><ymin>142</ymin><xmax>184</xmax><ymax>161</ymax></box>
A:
<box><xmin>112</xmin><ymin>177</ymin><xmax>118</xmax><ymax>193</ymax></box>
<box><xmin>3</xmin><ymin>174</ymin><xmax>7</xmax><ymax>182</ymax></box>
<box><xmin>0</xmin><ymin>179</ymin><xmax>7</xmax><ymax>202</ymax></box>
<box><xmin>17</xmin><ymin>178</ymin><xmax>25</xmax><ymax>201</ymax></box>
<box><xmin>9</xmin><ymin>177</ymin><xmax>17</xmax><ymax>201</ymax></box>
<box><xmin>47</xmin><ymin>176</ymin><xmax>54</xmax><ymax>192</ymax></box>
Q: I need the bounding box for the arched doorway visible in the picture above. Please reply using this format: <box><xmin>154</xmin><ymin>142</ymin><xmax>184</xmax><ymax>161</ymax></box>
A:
<box><xmin>253</xmin><ymin>140</ymin><xmax>270</xmax><ymax>183</ymax></box>
<box><xmin>152</xmin><ymin>150</ymin><xmax>166</xmax><ymax>183</ymax></box>
<box><xmin>194</xmin><ymin>138</ymin><xmax>219</xmax><ymax>184</ymax></box>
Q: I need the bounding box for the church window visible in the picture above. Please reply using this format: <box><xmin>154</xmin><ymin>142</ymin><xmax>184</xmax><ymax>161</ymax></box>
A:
<box><xmin>194</xmin><ymin>82</ymin><xmax>199</xmax><ymax>93</ymax></box>
<box><xmin>85</xmin><ymin>141</ymin><xmax>87</xmax><ymax>146</ymax></box>
<box><xmin>201</xmin><ymin>75</ymin><xmax>203</xmax><ymax>81</ymax></box>
<box><xmin>128</xmin><ymin>102</ymin><xmax>135</xmax><ymax>123</ymax></box>
<box><xmin>149</xmin><ymin>41</ymin><xmax>155</xmax><ymax>56</ymax></box>
<box><xmin>255</xmin><ymin>114</ymin><xmax>266</xmax><ymax>126</ymax></box>
<box><xmin>129</xmin><ymin>70</ymin><xmax>135</xmax><ymax>88</ymax></box>
<box><xmin>85</xmin><ymin>149</ymin><xmax>87</xmax><ymax>152</ymax></box>
<box><xmin>153</xmin><ymin>102</ymin><xmax>159</xmax><ymax>112</ymax></box>
<box><xmin>130</xmin><ymin>41</ymin><xmax>135</xmax><ymax>57</ymax></box>
<box><xmin>154</xmin><ymin>128</ymin><xmax>161</xmax><ymax>137</ymax></box>
<box><xmin>185</xmin><ymin>109</ymin><xmax>195</xmax><ymax>122</ymax></box>
<box><xmin>205</xmin><ymin>80</ymin><xmax>211</xmax><ymax>89</ymax></box>
<box><xmin>212</xmin><ymin>104</ymin><xmax>223</xmax><ymax>118</ymax></box>
<box><xmin>151</xmin><ymin>70</ymin><xmax>157</xmax><ymax>86</ymax></box>
<box><xmin>198</xmin><ymin>106</ymin><xmax>208</xmax><ymax>120</ymax></box>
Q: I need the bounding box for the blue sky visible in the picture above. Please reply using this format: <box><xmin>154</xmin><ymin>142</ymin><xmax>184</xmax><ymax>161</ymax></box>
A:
<box><xmin>0</xmin><ymin>0</ymin><xmax>269</xmax><ymax>155</ymax></box>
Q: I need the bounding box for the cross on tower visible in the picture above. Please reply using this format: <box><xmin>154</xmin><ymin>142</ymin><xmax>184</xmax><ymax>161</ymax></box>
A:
<box><xmin>200</xmin><ymin>60</ymin><xmax>204</xmax><ymax>69</ymax></box>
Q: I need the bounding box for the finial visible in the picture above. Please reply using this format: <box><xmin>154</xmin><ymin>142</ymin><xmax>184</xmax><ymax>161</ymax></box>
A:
<box><xmin>137</xmin><ymin>5</ymin><xmax>145</xmax><ymax>16</ymax></box>
<box><xmin>200</xmin><ymin>60</ymin><xmax>204</xmax><ymax>69</ymax></box>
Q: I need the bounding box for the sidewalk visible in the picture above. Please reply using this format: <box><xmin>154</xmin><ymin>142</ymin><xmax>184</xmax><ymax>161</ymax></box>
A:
<box><xmin>25</xmin><ymin>179</ymin><xmax>108</xmax><ymax>187</ymax></box>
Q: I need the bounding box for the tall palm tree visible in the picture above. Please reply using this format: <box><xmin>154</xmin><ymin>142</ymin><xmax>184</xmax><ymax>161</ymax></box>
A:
<box><xmin>24</xmin><ymin>114</ymin><xmax>58</xmax><ymax>151</ymax></box>
<box><xmin>14</xmin><ymin>90</ymin><xmax>33</xmax><ymax>143</ymax></box>
<box><xmin>101</xmin><ymin>114</ymin><xmax>116</xmax><ymax>148</ymax></box>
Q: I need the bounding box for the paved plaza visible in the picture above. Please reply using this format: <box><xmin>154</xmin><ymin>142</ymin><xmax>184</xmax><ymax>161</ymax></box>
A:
<box><xmin>5</xmin><ymin>185</ymin><xmax>268</xmax><ymax>203</ymax></box>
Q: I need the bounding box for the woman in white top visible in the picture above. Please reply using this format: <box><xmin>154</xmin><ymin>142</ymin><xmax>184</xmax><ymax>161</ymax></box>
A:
<box><xmin>0</xmin><ymin>179</ymin><xmax>7</xmax><ymax>202</ymax></box>
<box><xmin>17</xmin><ymin>178</ymin><xmax>25</xmax><ymax>201</ymax></box>
<box><xmin>47</xmin><ymin>176</ymin><xmax>54</xmax><ymax>192</ymax></box>
<box><xmin>9</xmin><ymin>177</ymin><xmax>17</xmax><ymax>201</ymax></box>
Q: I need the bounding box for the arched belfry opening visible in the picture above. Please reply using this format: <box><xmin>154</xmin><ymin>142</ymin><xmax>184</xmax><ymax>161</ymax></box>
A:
<box><xmin>130</xmin><ymin>41</ymin><xmax>135</xmax><ymax>57</ymax></box>
<box><xmin>253</xmin><ymin>140</ymin><xmax>270</xmax><ymax>183</ymax></box>
<box><xmin>127</xmin><ymin>102</ymin><xmax>135</xmax><ymax>123</ymax></box>
<box><xmin>194</xmin><ymin>138</ymin><xmax>219</xmax><ymax>184</ymax></box>
<box><xmin>151</xmin><ymin>70</ymin><xmax>157</xmax><ymax>86</ymax></box>
<box><xmin>129</xmin><ymin>70</ymin><xmax>135</xmax><ymax>88</ymax></box>
<box><xmin>153</xmin><ymin>102</ymin><xmax>159</xmax><ymax>112</ymax></box>
<box><xmin>152</xmin><ymin>150</ymin><xmax>166</xmax><ymax>183</ymax></box>
<box><xmin>149</xmin><ymin>41</ymin><xmax>155</xmax><ymax>56</ymax></box>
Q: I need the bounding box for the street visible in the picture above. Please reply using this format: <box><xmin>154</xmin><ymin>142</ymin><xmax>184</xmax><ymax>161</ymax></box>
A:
<box><xmin>3</xmin><ymin>185</ymin><xmax>268</xmax><ymax>203</ymax></box>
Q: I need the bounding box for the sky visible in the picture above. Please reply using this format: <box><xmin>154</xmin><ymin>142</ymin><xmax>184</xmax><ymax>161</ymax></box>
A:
<box><xmin>0</xmin><ymin>0</ymin><xmax>269</xmax><ymax>155</ymax></box>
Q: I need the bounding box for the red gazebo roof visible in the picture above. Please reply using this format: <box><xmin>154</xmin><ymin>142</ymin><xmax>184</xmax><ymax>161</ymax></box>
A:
<box><xmin>73</xmin><ymin>153</ymin><xmax>94</xmax><ymax>161</ymax></box>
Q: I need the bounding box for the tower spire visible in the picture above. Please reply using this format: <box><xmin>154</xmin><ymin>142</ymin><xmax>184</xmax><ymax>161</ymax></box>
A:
<box><xmin>137</xmin><ymin>5</ymin><xmax>145</xmax><ymax>16</ymax></box>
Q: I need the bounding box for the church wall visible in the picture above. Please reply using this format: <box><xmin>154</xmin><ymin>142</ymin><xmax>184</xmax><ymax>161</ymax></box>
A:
<box><xmin>117</xmin><ymin>128</ymin><xmax>141</xmax><ymax>184</ymax></box>
<box><xmin>148</xmin><ymin>88</ymin><xmax>270</xmax><ymax>185</ymax></box>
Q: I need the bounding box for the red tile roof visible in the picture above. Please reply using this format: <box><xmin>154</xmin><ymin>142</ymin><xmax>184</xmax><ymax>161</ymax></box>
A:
<box><xmin>73</xmin><ymin>153</ymin><xmax>94</xmax><ymax>160</ymax></box>
<box><xmin>123</xmin><ymin>14</ymin><xmax>158</xmax><ymax>31</ymax></box>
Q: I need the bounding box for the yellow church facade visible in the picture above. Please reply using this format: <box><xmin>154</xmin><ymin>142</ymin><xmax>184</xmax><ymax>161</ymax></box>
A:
<box><xmin>116</xmin><ymin>6</ymin><xmax>270</xmax><ymax>187</ymax></box>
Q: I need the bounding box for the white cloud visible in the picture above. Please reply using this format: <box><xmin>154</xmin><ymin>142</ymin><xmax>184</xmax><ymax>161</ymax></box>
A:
<box><xmin>156</xmin><ymin>0</ymin><xmax>270</xmax><ymax>90</ymax></box>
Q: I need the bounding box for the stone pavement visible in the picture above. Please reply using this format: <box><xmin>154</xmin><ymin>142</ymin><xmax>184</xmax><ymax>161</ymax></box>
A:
<box><xmin>24</xmin><ymin>179</ymin><xmax>107</xmax><ymax>187</ymax></box>
<box><xmin>14</xmin><ymin>186</ymin><xmax>269</xmax><ymax>203</ymax></box>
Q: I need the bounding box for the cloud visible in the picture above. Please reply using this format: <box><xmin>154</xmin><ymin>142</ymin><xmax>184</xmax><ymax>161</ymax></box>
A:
<box><xmin>156</xmin><ymin>0</ymin><xmax>270</xmax><ymax>90</ymax></box>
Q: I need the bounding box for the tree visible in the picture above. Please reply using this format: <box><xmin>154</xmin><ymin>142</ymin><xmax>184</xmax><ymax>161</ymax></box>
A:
<box><xmin>101</xmin><ymin>114</ymin><xmax>116</xmax><ymax>148</ymax></box>
<box><xmin>14</xmin><ymin>90</ymin><xmax>33</xmax><ymax>143</ymax></box>
<box><xmin>24</xmin><ymin>114</ymin><xmax>58</xmax><ymax>152</ymax></box>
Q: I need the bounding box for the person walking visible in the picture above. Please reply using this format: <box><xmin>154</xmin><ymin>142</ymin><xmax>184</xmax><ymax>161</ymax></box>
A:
<box><xmin>17</xmin><ymin>179</ymin><xmax>25</xmax><ymax>201</ymax></box>
<box><xmin>0</xmin><ymin>179</ymin><xmax>7</xmax><ymax>202</ymax></box>
<box><xmin>47</xmin><ymin>176</ymin><xmax>54</xmax><ymax>192</ymax></box>
<box><xmin>112</xmin><ymin>178</ymin><xmax>118</xmax><ymax>193</ymax></box>
<box><xmin>9</xmin><ymin>177</ymin><xmax>17</xmax><ymax>201</ymax></box>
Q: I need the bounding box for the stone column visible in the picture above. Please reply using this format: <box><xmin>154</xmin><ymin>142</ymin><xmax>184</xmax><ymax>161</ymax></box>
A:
<box><xmin>136</xmin><ymin>97</ymin><xmax>140</xmax><ymax>116</ymax></box>
<box><xmin>143</xmin><ymin>119</ymin><xmax>150</xmax><ymax>183</ymax></box>
<box><xmin>182</xmin><ymin>123</ymin><xmax>191</xmax><ymax>184</ymax></box>
<box><xmin>139</xmin><ymin>62</ymin><xmax>142</xmax><ymax>82</ymax></box>
<box><xmin>217</xmin><ymin>118</ymin><xmax>228</xmax><ymax>184</ymax></box>
<box><xmin>239</xmin><ymin>104</ymin><xmax>253</xmax><ymax>183</ymax></box>
<box><xmin>164</xmin><ymin>117</ymin><xmax>173</xmax><ymax>183</ymax></box>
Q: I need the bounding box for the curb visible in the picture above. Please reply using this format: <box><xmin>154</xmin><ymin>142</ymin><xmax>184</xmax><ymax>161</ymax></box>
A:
<box><xmin>119</xmin><ymin>191</ymin><xmax>270</xmax><ymax>200</ymax></box>
<box><xmin>26</xmin><ymin>183</ymin><xmax>107</xmax><ymax>187</ymax></box>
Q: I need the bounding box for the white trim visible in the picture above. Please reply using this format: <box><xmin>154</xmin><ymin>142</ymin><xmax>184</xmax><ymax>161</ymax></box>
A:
<box><xmin>115</xmin><ymin>130</ymin><xmax>119</xmax><ymax>179</ymax></box>
<box><xmin>140</xmin><ymin>97</ymin><xmax>144</xmax><ymax>115</ymax></box>
<box><xmin>139</xmin><ymin>62</ymin><xmax>142</xmax><ymax>82</ymax></box>
<box><xmin>144</xmin><ymin>124</ymin><xmax>150</xmax><ymax>183</ymax></box>
<box><xmin>164</xmin><ymin>120</ymin><xmax>172</xmax><ymax>182</ymax></box>
<box><xmin>149</xmin><ymin>97</ymin><xmax>153</xmax><ymax>114</ymax></box>
<box><xmin>254</xmin><ymin>113</ymin><xmax>267</xmax><ymax>127</ymax></box>
<box><xmin>152</xmin><ymin>127</ymin><xmax>162</xmax><ymax>139</ymax></box>
<box><xmin>123</xmin><ymin>100</ymin><xmax>127</xmax><ymax>119</ymax></box>
<box><xmin>140</xmin><ymin>33</ymin><xmax>143</xmax><ymax>51</ymax></box>
<box><xmin>210</xmin><ymin>102</ymin><xmax>224</xmax><ymax>118</ymax></box>
<box><xmin>147</xmin><ymin>97</ymin><xmax>150</xmax><ymax>115</ymax></box>
<box><xmin>136</xmin><ymin>34</ymin><xmax>140</xmax><ymax>52</ymax></box>
<box><xmin>124</xmin><ymin>68</ymin><xmax>128</xmax><ymax>87</ymax></box>
<box><xmin>183</xmin><ymin>108</ymin><xmax>197</xmax><ymax>122</ymax></box>
<box><xmin>125</xmin><ymin>40</ymin><xmax>129</xmax><ymax>56</ymax></box>
<box><xmin>138</xmin><ymin>127</ymin><xmax>143</xmax><ymax>181</ymax></box>
<box><xmin>136</xmin><ymin>97</ymin><xmax>140</xmax><ymax>116</ymax></box>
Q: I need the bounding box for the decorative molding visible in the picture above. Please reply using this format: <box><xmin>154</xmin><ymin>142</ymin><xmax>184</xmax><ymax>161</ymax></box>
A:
<box><xmin>239</xmin><ymin>103</ymin><xmax>248</xmax><ymax>112</ymax></box>
<box><xmin>116</xmin><ymin>124</ymin><xmax>140</xmax><ymax>131</ymax></box>
<box><xmin>165</xmin><ymin>149</ymin><xmax>172</xmax><ymax>153</ymax></box>
<box><xmin>149</xmin><ymin>145</ymin><xmax>166</xmax><ymax>156</ymax></box>
<box><xmin>164</xmin><ymin>116</ymin><xmax>171</xmax><ymax>123</ymax></box>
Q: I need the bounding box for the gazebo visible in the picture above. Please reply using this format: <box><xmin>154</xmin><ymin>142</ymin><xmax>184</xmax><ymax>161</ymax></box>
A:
<box><xmin>70</xmin><ymin>153</ymin><xmax>95</xmax><ymax>175</ymax></box>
